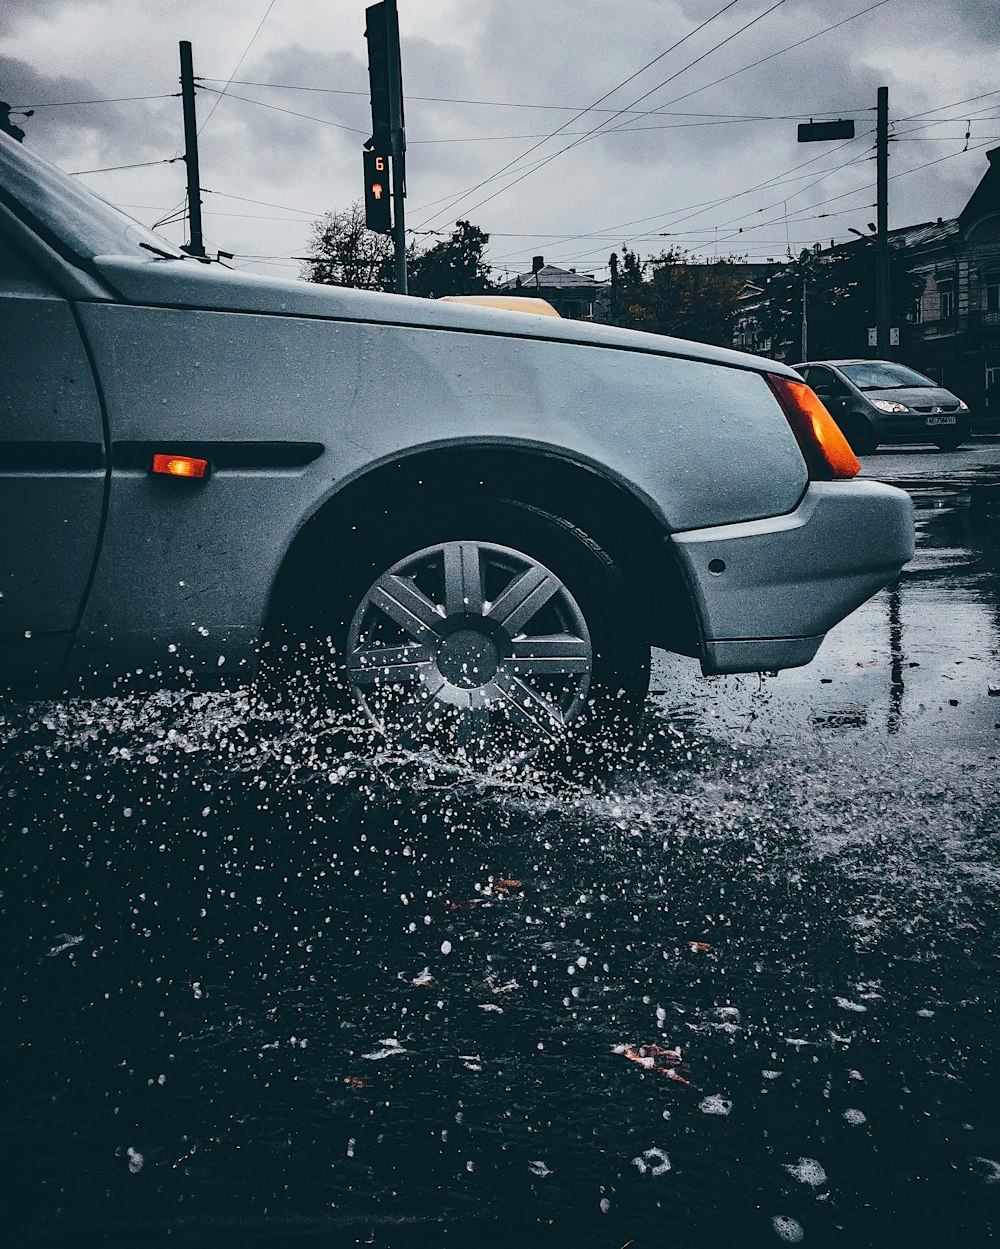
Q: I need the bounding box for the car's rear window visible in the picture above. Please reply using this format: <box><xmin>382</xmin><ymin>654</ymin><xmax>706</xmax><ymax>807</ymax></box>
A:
<box><xmin>0</xmin><ymin>132</ymin><xmax>184</xmax><ymax>264</ymax></box>
<box><xmin>839</xmin><ymin>361</ymin><xmax>935</xmax><ymax>390</ymax></box>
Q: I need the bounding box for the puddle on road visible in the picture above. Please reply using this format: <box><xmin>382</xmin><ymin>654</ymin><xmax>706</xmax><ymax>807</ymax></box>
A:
<box><xmin>2</xmin><ymin>683</ymin><xmax>998</xmax><ymax>1249</ymax></box>
<box><xmin>2</xmin><ymin>453</ymin><xmax>999</xmax><ymax>1248</ymax></box>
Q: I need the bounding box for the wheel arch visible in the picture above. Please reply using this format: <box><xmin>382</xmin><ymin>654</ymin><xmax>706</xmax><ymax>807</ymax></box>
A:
<box><xmin>266</xmin><ymin>440</ymin><xmax>701</xmax><ymax>657</ymax></box>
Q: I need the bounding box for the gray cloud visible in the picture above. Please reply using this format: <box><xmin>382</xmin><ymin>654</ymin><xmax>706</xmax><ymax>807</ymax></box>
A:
<box><xmin>1</xmin><ymin>0</ymin><xmax>995</xmax><ymax>276</ymax></box>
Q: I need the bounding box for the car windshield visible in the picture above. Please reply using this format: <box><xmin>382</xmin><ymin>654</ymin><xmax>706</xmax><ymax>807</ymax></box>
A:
<box><xmin>838</xmin><ymin>361</ymin><xmax>935</xmax><ymax>391</ymax></box>
<box><xmin>0</xmin><ymin>132</ymin><xmax>186</xmax><ymax>264</ymax></box>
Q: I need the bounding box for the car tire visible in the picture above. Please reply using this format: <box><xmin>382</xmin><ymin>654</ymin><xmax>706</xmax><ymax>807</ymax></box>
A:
<box><xmin>841</xmin><ymin>414</ymin><xmax>878</xmax><ymax>455</ymax></box>
<box><xmin>276</xmin><ymin>498</ymin><xmax>650</xmax><ymax>769</ymax></box>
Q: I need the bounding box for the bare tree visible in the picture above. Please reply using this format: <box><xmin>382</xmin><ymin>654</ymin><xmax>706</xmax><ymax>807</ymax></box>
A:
<box><xmin>301</xmin><ymin>201</ymin><xmax>394</xmax><ymax>291</ymax></box>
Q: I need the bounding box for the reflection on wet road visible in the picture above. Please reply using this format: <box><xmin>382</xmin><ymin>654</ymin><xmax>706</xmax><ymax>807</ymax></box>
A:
<box><xmin>2</xmin><ymin>445</ymin><xmax>999</xmax><ymax>1249</ymax></box>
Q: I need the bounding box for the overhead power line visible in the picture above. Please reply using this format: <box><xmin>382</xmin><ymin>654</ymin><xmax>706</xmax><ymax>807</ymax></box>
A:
<box><xmin>69</xmin><ymin>156</ymin><xmax>181</xmax><ymax>176</ymax></box>
<box><xmin>485</xmin><ymin>130</ymin><xmax>871</xmax><ymax>266</ymax></box>
<box><xmin>414</xmin><ymin>0</ymin><xmax>752</xmax><ymax>230</ymax></box>
<box><xmin>195</xmin><ymin>83</ymin><xmax>862</xmax><ymax>145</ymax></box>
<box><xmin>203</xmin><ymin>187</ymin><xmax>323</xmax><ymax>215</ymax></box>
<box><xmin>895</xmin><ymin>87</ymin><xmax>1000</xmax><ymax>124</ymax></box>
<box><xmin>13</xmin><ymin>93</ymin><xmax>178</xmax><ymax>109</ymax></box>
<box><xmin>197</xmin><ymin>0</ymin><xmax>279</xmax><ymax>136</ymax></box>
<box><xmin>197</xmin><ymin>86</ymin><xmax>369</xmax><ymax>135</ymax></box>
<box><xmin>195</xmin><ymin>75</ymin><xmax>864</xmax><ymax>120</ymax></box>
<box><xmin>423</xmin><ymin>0</ymin><xmax>890</xmax><ymax>233</ymax></box>
<box><xmin>609</xmin><ymin>0</ymin><xmax>893</xmax><ymax>128</ymax></box>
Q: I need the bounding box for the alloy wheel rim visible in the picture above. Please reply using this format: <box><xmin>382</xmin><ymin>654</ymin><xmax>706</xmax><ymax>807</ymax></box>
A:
<box><xmin>345</xmin><ymin>540</ymin><xmax>593</xmax><ymax>760</ymax></box>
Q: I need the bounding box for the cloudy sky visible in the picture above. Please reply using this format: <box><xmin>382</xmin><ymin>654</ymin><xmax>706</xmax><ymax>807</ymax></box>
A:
<box><xmin>2</xmin><ymin>0</ymin><xmax>999</xmax><ymax>282</ymax></box>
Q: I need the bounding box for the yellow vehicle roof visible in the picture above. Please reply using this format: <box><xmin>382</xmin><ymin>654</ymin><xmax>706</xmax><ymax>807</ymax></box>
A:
<box><xmin>437</xmin><ymin>294</ymin><xmax>561</xmax><ymax>317</ymax></box>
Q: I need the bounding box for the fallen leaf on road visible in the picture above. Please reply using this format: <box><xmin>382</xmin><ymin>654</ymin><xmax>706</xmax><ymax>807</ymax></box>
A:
<box><xmin>616</xmin><ymin>1043</ymin><xmax>693</xmax><ymax>1084</ymax></box>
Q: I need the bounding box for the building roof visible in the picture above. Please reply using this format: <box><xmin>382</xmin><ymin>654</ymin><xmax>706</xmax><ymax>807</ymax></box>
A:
<box><xmin>499</xmin><ymin>262</ymin><xmax>608</xmax><ymax>291</ymax></box>
<box><xmin>887</xmin><ymin>218</ymin><xmax>960</xmax><ymax>249</ymax></box>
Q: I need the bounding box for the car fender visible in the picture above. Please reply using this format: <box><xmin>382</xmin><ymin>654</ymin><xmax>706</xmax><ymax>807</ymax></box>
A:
<box><xmin>68</xmin><ymin>297</ymin><xmax>807</xmax><ymax>680</ymax></box>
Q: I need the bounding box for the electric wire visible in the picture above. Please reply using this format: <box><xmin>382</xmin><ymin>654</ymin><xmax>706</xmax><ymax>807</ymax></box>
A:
<box><xmin>196</xmin><ymin>75</ymin><xmax>864</xmax><ymax>120</ymax></box>
<box><xmin>604</xmin><ymin>0</ymin><xmax>893</xmax><ymax>134</ymax></box>
<box><xmin>197</xmin><ymin>0</ymin><xmax>279</xmax><ymax>136</ymax></box>
<box><xmin>410</xmin><ymin>0</ymin><xmax>754</xmax><ymax>228</ymax></box>
<box><xmin>69</xmin><ymin>156</ymin><xmax>181</xmax><ymax>176</ymax></box>
<box><xmin>484</xmin><ymin>131</ymin><xmax>871</xmax><ymax>266</ymax></box>
<box><xmin>196</xmin><ymin>86</ymin><xmax>369</xmax><ymax>135</ymax></box>
<box><xmin>12</xmin><ymin>93</ymin><xmax>179</xmax><ymax>109</ymax></box>
<box><xmin>419</xmin><ymin>0</ymin><xmax>888</xmax><ymax>232</ymax></box>
<box><xmin>473</xmin><ymin>0</ymin><xmax>890</xmax><ymax>233</ymax></box>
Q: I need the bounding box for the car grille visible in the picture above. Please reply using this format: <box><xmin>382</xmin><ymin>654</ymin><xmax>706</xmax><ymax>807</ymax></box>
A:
<box><xmin>910</xmin><ymin>402</ymin><xmax>959</xmax><ymax>413</ymax></box>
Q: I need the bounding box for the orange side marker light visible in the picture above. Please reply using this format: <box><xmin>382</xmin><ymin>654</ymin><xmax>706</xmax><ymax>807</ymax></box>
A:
<box><xmin>152</xmin><ymin>453</ymin><xmax>210</xmax><ymax>479</ymax></box>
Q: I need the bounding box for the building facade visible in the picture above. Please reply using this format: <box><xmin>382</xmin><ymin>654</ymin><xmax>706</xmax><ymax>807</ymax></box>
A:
<box><xmin>731</xmin><ymin>147</ymin><xmax>1000</xmax><ymax>429</ymax></box>
<box><xmin>903</xmin><ymin>149</ymin><xmax>1000</xmax><ymax>423</ymax></box>
<box><xmin>498</xmin><ymin>260</ymin><xmax>610</xmax><ymax>321</ymax></box>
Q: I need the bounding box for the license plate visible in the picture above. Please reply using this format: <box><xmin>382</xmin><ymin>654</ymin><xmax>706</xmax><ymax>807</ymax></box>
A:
<box><xmin>925</xmin><ymin>415</ymin><xmax>956</xmax><ymax>426</ymax></box>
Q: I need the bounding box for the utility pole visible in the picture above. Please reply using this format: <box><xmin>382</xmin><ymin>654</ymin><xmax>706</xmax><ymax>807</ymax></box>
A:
<box><xmin>801</xmin><ymin>266</ymin><xmax>808</xmax><ymax>362</ymax></box>
<box><xmin>876</xmin><ymin>85</ymin><xmax>890</xmax><ymax>357</ymax></box>
<box><xmin>179</xmin><ymin>40</ymin><xmax>205</xmax><ymax>259</ymax></box>
<box><xmin>385</xmin><ymin>0</ymin><xmax>406</xmax><ymax>293</ymax></box>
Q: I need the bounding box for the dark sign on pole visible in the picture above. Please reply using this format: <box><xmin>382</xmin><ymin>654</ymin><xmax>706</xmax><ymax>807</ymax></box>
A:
<box><xmin>797</xmin><ymin>119</ymin><xmax>855</xmax><ymax>143</ymax></box>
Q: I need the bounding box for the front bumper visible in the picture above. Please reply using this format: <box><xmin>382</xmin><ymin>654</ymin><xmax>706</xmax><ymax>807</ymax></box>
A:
<box><xmin>671</xmin><ymin>480</ymin><xmax>914</xmax><ymax>676</ymax></box>
<box><xmin>872</xmin><ymin>412</ymin><xmax>970</xmax><ymax>442</ymax></box>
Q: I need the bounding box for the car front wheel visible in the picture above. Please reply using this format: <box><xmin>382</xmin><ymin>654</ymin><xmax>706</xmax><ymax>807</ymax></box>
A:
<box><xmin>841</xmin><ymin>414</ymin><xmax>878</xmax><ymax>455</ymax></box>
<box><xmin>332</xmin><ymin>504</ymin><xmax>650</xmax><ymax>766</ymax></box>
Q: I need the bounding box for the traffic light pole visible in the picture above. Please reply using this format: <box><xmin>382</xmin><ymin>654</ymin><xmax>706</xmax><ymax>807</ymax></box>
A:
<box><xmin>876</xmin><ymin>85</ymin><xmax>890</xmax><ymax>356</ymax></box>
<box><xmin>179</xmin><ymin>41</ymin><xmax>205</xmax><ymax>259</ymax></box>
<box><xmin>385</xmin><ymin>0</ymin><xmax>407</xmax><ymax>294</ymax></box>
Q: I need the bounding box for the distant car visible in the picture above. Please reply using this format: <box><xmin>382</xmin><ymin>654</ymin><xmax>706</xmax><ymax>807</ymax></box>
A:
<box><xmin>0</xmin><ymin>133</ymin><xmax>914</xmax><ymax>762</ymax></box>
<box><xmin>793</xmin><ymin>359</ymin><xmax>971</xmax><ymax>453</ymax></box>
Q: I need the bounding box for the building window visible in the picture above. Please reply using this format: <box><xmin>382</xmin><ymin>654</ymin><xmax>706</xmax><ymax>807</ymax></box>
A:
<box><xmin>983</xmin><ymin>276</ymin><xmax>1000</xmax><ymax>313</ymax></box>
<box><xmin>938</xmin><ymin>280</ymin><xmax>954</xmax><ymax>320</ymax></box>
<box><xmin>913</xmin><ymin>296</ymin><xmax>923</xmax><ymax>324</ymax></box>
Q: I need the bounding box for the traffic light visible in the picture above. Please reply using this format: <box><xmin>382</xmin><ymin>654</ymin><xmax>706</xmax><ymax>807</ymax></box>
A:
<box><xmin>364</xmin><ymin>149</ymin><xmax>392</xmax><ymax>233</ymax></box>
<box><xmin>366</xmin><ymin>2</ymin><xmax>391</xmax><ymax>151</ymax></box>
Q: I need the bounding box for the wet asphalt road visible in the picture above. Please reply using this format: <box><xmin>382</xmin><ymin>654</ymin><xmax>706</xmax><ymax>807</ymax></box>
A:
<box><xmin>1</xmin><ymin>442</ymin><xmax>999</xmax><ymax>1249</ymax></box>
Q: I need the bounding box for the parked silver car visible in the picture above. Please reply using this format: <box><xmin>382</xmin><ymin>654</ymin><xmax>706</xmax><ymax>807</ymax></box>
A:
<box><xmin>794</xmin><ymin>359</ymin><xmax>971</xmax><ymax>453</ymax></box>
<box><xmin>0</xmin><ymin>133</ymin><xmax>914</xmax><ymax>760</ymax></box>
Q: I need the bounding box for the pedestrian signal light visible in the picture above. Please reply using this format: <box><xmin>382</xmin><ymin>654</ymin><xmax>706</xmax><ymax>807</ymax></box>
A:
<box><xmin>364</xmin><ymin>149</ymin><xmax>392</xmax><ymax>233</ymax></box>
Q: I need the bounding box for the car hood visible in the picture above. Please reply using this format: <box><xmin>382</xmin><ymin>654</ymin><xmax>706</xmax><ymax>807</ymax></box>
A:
<box><xmin>861</xmin><ymin>386</ymin><xmax>961</xmax><ymax>408</ymax></box>
<box><xmin>91</xmin><ymin>254</ymin><xmax>796</xmax><ymax>379</ymax></box>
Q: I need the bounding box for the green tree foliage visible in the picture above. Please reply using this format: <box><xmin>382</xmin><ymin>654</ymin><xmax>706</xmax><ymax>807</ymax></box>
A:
<box><xmin>301</xmin><ymin>202</ymin><xmax>394</xmax><ymax>291</ymax></box>
<box><xmin>408</xmin><ymin>220</ymin><xmax>492</xmax><ymax>298</ymax></box>
<box><xmin>753</xmin><ymin>244</ymin><xmax>922</xmax><ymax>360</ymax></box>
<box><xmin>302</xmin><ymin>211</ymin><xmax>493</xmax><ymax>299</ymax></box>
<box><xmin>615</xmin><ymin>246</ymin><xmax>749</xmax><ymax>346</ymax></box>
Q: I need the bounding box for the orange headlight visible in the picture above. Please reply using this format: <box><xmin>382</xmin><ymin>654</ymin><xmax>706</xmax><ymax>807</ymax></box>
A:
<box><xmin>766</xmin><ymin>375</ymin><xmax>860</xmax><ymax>480</ymax></box>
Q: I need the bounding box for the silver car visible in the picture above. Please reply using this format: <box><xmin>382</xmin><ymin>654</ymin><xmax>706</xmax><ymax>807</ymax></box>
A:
<box><xmin>794</xmin><ymin>359</ymin><xmax>971</xmax><ymax>454</ymax></box>
<box><xmin>0</xmin><ymin>133</ymin><xmax>914</xmax><ymax>761</ymax></box>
